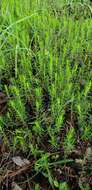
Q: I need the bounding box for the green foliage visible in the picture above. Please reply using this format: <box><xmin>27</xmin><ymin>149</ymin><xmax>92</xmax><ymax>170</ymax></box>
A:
<box><xmin>34</xmin><ymin>184</ymin><xmax>40</xmax><ymax>190</ymax></box>
<box><xmin>0</xmin><ymin>0</ymin><xmax>92</xmax><ymax>188</ymax></box>
<box><xmin>64</xmin><ymin>128</ymin><xmax>76</xmax><ymax>154</ymax></box>
<box><xmin>54</xmin><ymin>180</ymin><xmax>70</xmax><ymax>190</ymax></box>
<box><xmin>59</xmin><ymin>182</ymin><xmax>70</xmax><ymax>190</ymax></box>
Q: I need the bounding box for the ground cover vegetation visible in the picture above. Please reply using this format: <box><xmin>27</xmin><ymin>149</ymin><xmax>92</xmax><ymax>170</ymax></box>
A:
<box><xmin>0</xmin><ymin>0</ymin><xmax>92</xmax><ymax>189</ymax></box>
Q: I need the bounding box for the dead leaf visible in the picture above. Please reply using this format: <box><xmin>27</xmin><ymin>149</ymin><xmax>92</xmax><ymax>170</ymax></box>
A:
<box><xmin>12</xmin><ymin>156</ymin><xmax>30</xmax><ymax>167</ymax></box>
<box><xmin>84</xmin><ymin>147</ymin><xmax>92</xmax><ymax>161</ymax></box>
<box><xmin>12</xmin><ymin>182</ymin><xmax>22</xmax><ymax>190</ymax></box>
<box><xmin>23</xmin><ymin>158</ymin><xmax>30</xmax><ymax>165</ymax></box>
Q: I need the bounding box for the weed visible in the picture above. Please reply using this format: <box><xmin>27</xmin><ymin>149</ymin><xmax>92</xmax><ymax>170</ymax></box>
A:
<box><xmin>0</xmin><ymin>0</ymin><xmax>92</xmax><ymax>189</ymax></box>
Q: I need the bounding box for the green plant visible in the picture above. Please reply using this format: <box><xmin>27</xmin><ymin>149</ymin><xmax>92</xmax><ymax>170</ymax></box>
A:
<box><xmin>54</xmin><ymin>180</ymin><xmax>70</xmax><ymax>190</ymax></box>
<box><xmin>0</xmin><ymin>0</ymin><xmax>92</xmax><ymax>189</ymax></box>
<box><xmin>34</xmin><ymin>184</ymin><xmax>40</xmax><ymax>190</ymax></box>
<box><xmin>64</xmin><ymin>128</ymin><xmax>75</xmax><ymax>154</ymax></box>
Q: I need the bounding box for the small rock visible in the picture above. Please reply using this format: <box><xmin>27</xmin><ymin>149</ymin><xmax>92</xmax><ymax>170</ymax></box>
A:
<box><xmin>12</xmin><ymin>156</ymin><xmax>30</xmax><ymax>167</ymax></box>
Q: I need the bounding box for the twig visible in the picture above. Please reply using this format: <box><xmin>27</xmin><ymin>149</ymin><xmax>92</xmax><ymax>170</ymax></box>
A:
<box><xmin>0</xmin><ymin>161</ymin><xmax>34</xmax><ymax>184</ymax></box>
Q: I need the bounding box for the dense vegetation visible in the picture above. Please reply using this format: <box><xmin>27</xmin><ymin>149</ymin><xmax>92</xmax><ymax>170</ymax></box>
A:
<box><xmin>0</xmin><ymin>0</ymin><xmax>92</xmax><ymax>189</ymax></box>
